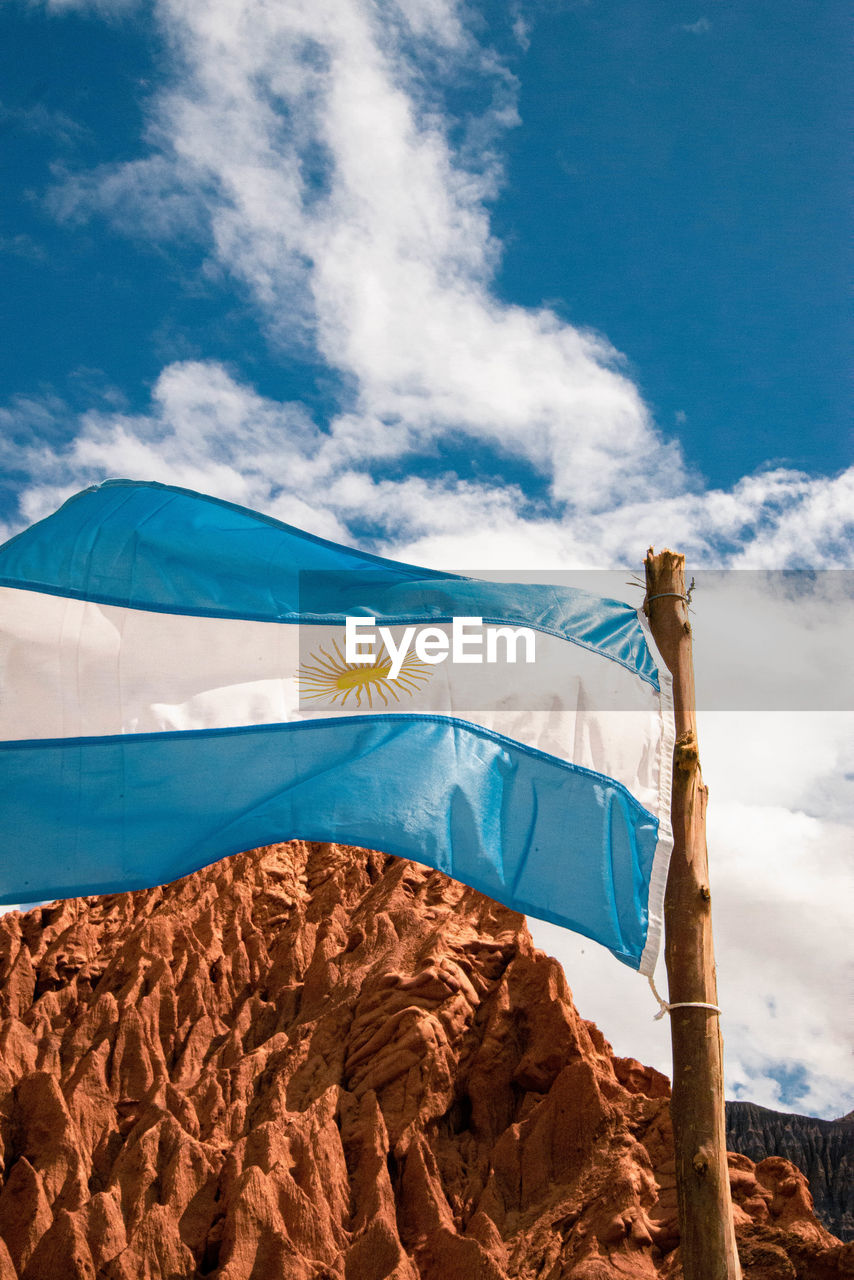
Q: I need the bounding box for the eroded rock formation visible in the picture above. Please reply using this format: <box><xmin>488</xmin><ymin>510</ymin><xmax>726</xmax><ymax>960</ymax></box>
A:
<box><xmin>727</xmin><ymin>1101</ymin><xmax>854</xmax><ymax>1242</ymax></box>
<box><xmin>0</xmin><ymin>841</ymin><xmax>850</xmax><ymax>1278</ymax></box>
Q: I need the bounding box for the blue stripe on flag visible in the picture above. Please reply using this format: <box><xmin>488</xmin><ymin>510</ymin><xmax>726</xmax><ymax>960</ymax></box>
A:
<box><xmin>0</xmin><ymin>481</ymin><xmax>659</xmax><ymax>686</ymax></box>
<box><xmin>0</xmin><ymin>716</ymin><xmax>658</xmax><ymax>968</ymax></box>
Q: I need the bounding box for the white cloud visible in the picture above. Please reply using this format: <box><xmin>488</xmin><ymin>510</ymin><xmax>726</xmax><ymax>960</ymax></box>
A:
<box><xmin>709</xmin><ymin>795</ymin><xmax>854</xmax><ymax>1116</ymax></box>
<box><xmin>7</xmin><ymin>361</ymin><xmax>355</xmax><ymax>543</ymax></box>
<box><xmin>689</xmin><ymin>578</ymin><xmax>854</xmax><ymax>715</ymax></box>
<box><xmin>511</xmin><ymin>8</ymin><xmax>531</xmax><ymax>52</ymax></box>
<box><xmin>46</xmin><ymin>156</ymin><xmax>206</xmax><ymax>241</ymax></box>
<box><xmin>727</xmin><ymin>469</ymin><xmax>854</xmax><ymax>568</ymax></box>
<box><xmin>7</xmin><ymin>364</ymin><xmax>853</xmax><ymax>577</ymax></box>
<box><xmin>0</xmin><ymin>232</ymin><xmax>48</xmax><ymax>263</ymax></box>
<box><xmin>0</xmin><ymin>98</ymin><xmax>87</xmax><ymax>145</ymax></box>
<box><xmin>531</xmin><ymin>715</ymin><xmax>854</xmax><ymax>1120</ymax></box>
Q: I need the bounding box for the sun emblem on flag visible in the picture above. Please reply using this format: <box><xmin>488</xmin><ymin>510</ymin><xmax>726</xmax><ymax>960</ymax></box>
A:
<box><xmin>298</xmin><ymin>638</ymin><xmax>432</xmax><ymax>708</ymax></box>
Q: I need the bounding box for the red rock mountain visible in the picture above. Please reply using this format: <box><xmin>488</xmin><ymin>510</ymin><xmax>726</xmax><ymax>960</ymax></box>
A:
<box><xmin>0</xmin><ymin>842</ymin><xmax>850</xmax><ymax>1279</ymax></box>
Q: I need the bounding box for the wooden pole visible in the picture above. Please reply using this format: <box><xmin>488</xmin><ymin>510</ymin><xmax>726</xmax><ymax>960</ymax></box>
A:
<box><xmin>644</xmin><ymin>549</ymin><xmax>742</xmax><ymax>1280</ymax></box>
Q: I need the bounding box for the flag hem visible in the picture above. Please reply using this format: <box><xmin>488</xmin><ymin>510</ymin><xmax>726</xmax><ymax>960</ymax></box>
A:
<box><xmin>635</xmin><ymin>606</ymin><xmax>676</xmax><ymax>977</ymax></box>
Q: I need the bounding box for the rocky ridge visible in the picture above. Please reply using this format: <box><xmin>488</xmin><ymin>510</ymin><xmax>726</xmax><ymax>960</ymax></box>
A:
<box><xmin>0</xmin><ymin>841</ymin><xmax>851</xmax><ymax>1279</ymax></box>
<box><xmin>726</xmin><ymin>1101</ymin><xmax>854</xmax><ymax>1242</ymax></box>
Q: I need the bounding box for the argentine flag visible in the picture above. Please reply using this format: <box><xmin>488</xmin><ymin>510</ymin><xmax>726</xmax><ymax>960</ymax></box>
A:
<box><xmin>0</xmin><ymin>481</ymin><xmax>674</xmax><ymax>973</ymax></box>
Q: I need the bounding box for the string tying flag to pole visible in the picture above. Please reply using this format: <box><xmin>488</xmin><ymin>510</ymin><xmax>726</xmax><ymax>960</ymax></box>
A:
<box><xmin>647</xmin><ymin>974</ymin><xmax>722</xmax><ymax>1021</ymax></box>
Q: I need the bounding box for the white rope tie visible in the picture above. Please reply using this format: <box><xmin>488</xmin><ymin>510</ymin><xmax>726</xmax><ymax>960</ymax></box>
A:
<box><xmin>645</xmin><ymin>575</ymin><xmax>696</xmax><ymax>607</ymax></box>
<box><xmin>648</xmin><ymin>974</ymin><xmax>722</xmax><ymax>1021</ymax></box>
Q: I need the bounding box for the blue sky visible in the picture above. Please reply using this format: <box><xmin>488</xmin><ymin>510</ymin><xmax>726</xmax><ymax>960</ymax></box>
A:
<box><xmin>1</xmin><ymin>0</ymin><xmax>851</xmax><ymax>1117</ymax></box>
<box><xmin>494</xmin><ymin>2</ymin><xmax>850</xmax><ymax>485</ymax></box>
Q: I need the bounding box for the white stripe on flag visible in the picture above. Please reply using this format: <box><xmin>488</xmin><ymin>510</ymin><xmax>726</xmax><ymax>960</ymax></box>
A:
<box><xmin>0</xmin><ymin>585</ymin><xmax>669</xmax><ymax>817</ymax></box>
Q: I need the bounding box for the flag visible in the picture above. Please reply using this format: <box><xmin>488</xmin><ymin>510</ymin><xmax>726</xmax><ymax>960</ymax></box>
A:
<box><xmin>0</xmin><ymin>480</ymin><xmax>674</xmax><ymax>973</ymax></box>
